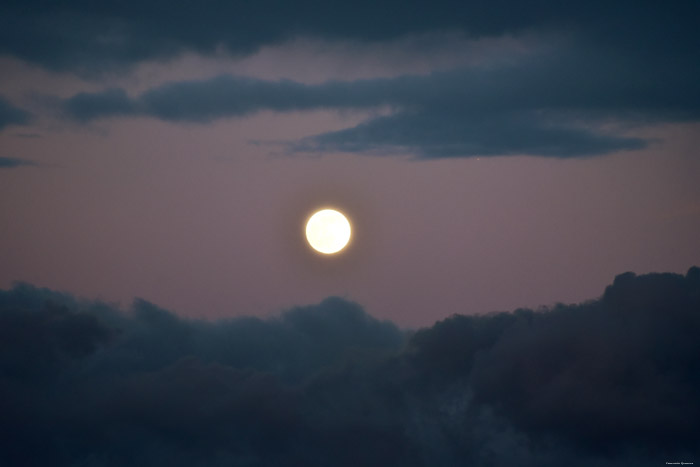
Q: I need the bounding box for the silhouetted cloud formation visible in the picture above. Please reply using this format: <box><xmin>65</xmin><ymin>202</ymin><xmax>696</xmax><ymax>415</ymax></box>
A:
<box><xmin>12</xmin><ymin>0</ymin><xmax>696</xmax><ymax>158</ymax></box>
<box><xmin>62</xmin><ymin>75</ymin><xmax>406</xmax><ymax>122</ymax></box>
<box><xmin>61</xmin><ymin>42</ymin><xmax>700</xmax><ymax>158</ymax></box>
<box><xmin>0</xmin><ymin>96</ymin><xmax>31</xmax><ymax>131</ymax></box>
<box><xmin>1</xmin><ymin>268</ymin><xmax>699</xmax><ymax>466</ymax></box>
<box><xmin>2</xmin><ymin>0</ymin><xmax>698</xmax><ymax>74</ymax></box>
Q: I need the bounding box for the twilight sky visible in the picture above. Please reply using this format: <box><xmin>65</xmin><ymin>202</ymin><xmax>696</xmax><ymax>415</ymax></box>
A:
<box><xmin>1</xmin><ymin>0</ymin><xmax>699</xmax><ymax>327</ymax></box>
<box><xmin>2</xmin><ymin>2</ymin><xmax>700</xmax><ymax>466</ymax></box>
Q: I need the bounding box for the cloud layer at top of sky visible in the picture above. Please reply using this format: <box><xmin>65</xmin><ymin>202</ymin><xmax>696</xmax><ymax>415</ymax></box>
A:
<box><xmin>1</xmin><ymin>0</ymin><xmax>698</xmax><ymax>73</ymax></box>
<box><xmin>2</xmin><ymin>1</ymin><xmax>699</xmax><ymax>158</ymax></box>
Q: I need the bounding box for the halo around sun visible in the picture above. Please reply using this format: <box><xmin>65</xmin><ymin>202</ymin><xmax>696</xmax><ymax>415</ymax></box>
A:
<box><xmin>305</xmin><ymin>209</ymin><xmax>351</xmax><ymax>254</ymax></box>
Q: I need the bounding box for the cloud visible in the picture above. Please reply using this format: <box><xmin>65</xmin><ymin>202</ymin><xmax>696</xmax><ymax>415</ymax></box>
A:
<box><xmin>407</xmin><ymin>267</ymin><xmax>700</xmax><ymax>462</ymax></box>
<box><xmin>0</xmin><ymin>287</ymin><xmax>406</xmax><ymax>466</ymax></box>
<box><xmin>9</xmin><ymin>2</ymin><xmax>696</xmax><ymax>159</ymax></box>
<box><xmin>60</xmin><ymin>41</ymin><xmax>700</xmax><ymax>158</ymax></box>
<box><xmin>1</xmin><ymin>267</ymin><xmax>699</xmax><ymax>465</ymax></box>
<box><xmin>0</xmin><ymin>157</ymin><xmax>36</xmax><ymax>168</ymax></box>
<box><xmin>62</xmin><ymin>75</ymin><xmax>402</xmax><ymax>122</ymax></box>
<box><xmin>0</xmin><ymin>96</ymin><xmax>31</xmax><ymax>130</ymax></box>
<box><xmin>301</xmin><ymin>110</ymin><xmax>647</xmax><ymax>158</ymax></box>
<box><xmin>1</xmin><ymin>1</ymin><xmax>698</xmax><ymax>75</ymax></box>
<box><xmin>63</xmin><ymin>88</ymin><xmax>137</xmax><ymax>123</ymax></box>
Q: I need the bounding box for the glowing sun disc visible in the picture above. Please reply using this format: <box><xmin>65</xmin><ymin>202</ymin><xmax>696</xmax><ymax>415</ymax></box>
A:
<box><xmin>305</xmin><ymin>209</ymin><xmax>351</xmax><ymax>254</ymax></box>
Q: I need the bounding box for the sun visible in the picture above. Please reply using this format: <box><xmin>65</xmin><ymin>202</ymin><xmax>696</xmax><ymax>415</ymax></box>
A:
<box><xmin>305</xmin><ymin>209</ymin><xmax>352</xmax><ymax>254</ymax></box>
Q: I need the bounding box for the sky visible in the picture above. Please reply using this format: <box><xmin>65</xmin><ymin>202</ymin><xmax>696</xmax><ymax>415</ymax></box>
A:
<box><xmin>1</xmin><ymin>1</ymin><xmax>699</xmax><ymax>327</ymax></box>
<box><xmin>1</xmin><ymin>1</ymin><xmax>700</xmax><ymax>464</ymax></box>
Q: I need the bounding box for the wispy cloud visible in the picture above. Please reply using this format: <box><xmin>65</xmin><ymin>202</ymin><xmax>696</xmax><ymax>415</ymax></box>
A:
<box><xmin>0</xmin><ymin>157</ymin><xmax>36</xmax><ymax>168</ymax></box>
<box><xmin>0</xmin><ymin>96</ymin><xmax>31</xmax><ymax>131</ymax></box>
<box><xmin>60</xmin><ymin>41</ymin><xmax>700</xmax><ymax>158</ymax></box>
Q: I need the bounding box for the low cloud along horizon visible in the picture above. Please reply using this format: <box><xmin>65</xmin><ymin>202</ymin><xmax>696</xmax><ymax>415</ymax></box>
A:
<box><xmin>2</xmin><ymin>267</ymin><xmax>699</xmax><ymax>466</ymax></box>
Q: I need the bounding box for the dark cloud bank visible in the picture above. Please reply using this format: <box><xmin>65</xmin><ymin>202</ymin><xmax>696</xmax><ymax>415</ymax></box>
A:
<box><xmin>59</xmin><ymin>13</ymin><xmax>700</xmax><ymax>159</ymax></box>
<box><xmin>1</xmin><ymin>0</ymin><xmax>698</xmax><ymax>73</ymax></box>
<box><xmin>5</xmin><ymin>1</ymin><xmax>699</xmax><ymax>158</ymax></box>
<box><xmin>2</xmin><ymin>267</ymin><xmax>699</xmax><ymax>466</ymax></box>
<box><xmin>61</xmin><ymin>46</ymin><xmax>700</xmax><ymax>159</ymax></box>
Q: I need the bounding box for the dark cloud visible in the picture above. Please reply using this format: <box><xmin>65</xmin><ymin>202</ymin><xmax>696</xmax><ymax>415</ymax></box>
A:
<box><xmin>0</xmin><ymin>285</ymin><xmax>407</xmax><ymax>466</ymax></box>
<box><xmin>63</xmin><ymin>88</ymin><xmax>137</xmax><ymax>123</ymax></box>
<box><xmin>61</xmin><ymin>41</ymin><xmax>700</xmax><ymax>158</ymax></box>
<box><xmin>62</xmin><ymin>75</ymin><xmax>402</xmax><ymax>123</ymax></box>
<box><xmin>2</xmin><ymin>267</ymin><xmax>699</xmax><ymax>465</ymax></box>
<box><xmin>405</xmin><ymin>267</ymin><xmax>700</xmax><ymax>464</ymax></box>
<box><xmin>8</xmin><ymin>1</ymin><xmax>695</xmax><ymax>158</ymax></box>
<box><xmin>1</xmin><ymin>0</ymin><xmax>698</xmax><ymax>74</ymax></box>
<box><xmin>0</xmin><ymin>96</ymin><xmax>31</xmax><ymax>130</ymax></box>
<box><xmin>302</xmin><ymin>109</ymin><xmax>647</xmax><ymax>158</ymax></box>
<box><xmin>0</xmin><ymin>157</ymin><xmax>36</xmax><ymax>168</ymax></box>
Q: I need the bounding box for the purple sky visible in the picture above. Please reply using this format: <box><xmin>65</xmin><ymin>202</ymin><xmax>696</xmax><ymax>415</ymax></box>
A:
<box><xmin>3</xmin><ymin>5</ymin><xmax>700</xmax><ymax>465</ymax></box>
<box><xmin>1</xmin><ymin>6</ymin><xmax>699</xmax><ymax>327</ymax></box>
